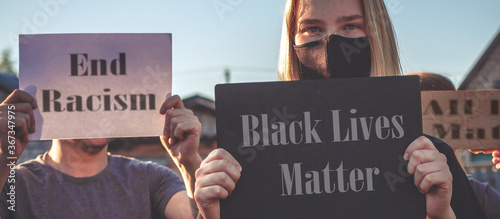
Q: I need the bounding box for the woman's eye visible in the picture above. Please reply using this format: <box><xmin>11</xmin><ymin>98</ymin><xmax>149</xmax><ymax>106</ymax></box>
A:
<box><xmin>300</xmin><ymin>26</ymin><xmax>321</xmax><ymax>34</ymax></box>
<box><xmin>343</xmin><ymin>24</ymin><xmax>360</xmax><ymax>30</ymax></box>
<box><xmin>308</xmin><ymin>27</ymin><xmax>321</xmax><ymax>33</ymax></box>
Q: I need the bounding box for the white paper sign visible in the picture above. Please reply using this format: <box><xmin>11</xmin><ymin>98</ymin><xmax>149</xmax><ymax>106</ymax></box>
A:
<box><xmin>19</xmin><ymin>33</ymin><xmax>172</xmax><ymax>140</ymax></box>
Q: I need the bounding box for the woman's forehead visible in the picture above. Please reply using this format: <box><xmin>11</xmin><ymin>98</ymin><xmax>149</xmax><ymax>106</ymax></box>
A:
<box><xmin>296</xmin><ymin>0</ymin><xmax>364</xmax><ymax>21</ymax></box>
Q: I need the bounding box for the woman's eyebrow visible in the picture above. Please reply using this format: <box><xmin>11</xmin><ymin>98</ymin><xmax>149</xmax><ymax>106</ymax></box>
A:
<box><xmin>336</xmin><ymin>14</ymin><xmax>364</xmax><ymax>23</ymax></box>
<box><xmin>297</xmin><ymin>19</ymin><xmax>324</xmax><ymax>26</ymax></box>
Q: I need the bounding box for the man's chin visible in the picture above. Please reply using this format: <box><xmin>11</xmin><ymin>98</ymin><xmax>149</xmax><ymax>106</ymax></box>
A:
<box><xmin>80</xmin><ymin>143</ymin><xmax>107</xmax><ymax>154</ymax></box>
<box><xmin>77</xmin><ymin>138</ymin><xmax>110</xmax><ymax>154</ymax></box>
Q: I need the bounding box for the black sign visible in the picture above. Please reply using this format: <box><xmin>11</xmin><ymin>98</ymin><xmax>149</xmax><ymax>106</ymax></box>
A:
<box><xmin>215</xmin><ymin>76</ymin><xmax>425</xmax><ymax>218</ymax></box>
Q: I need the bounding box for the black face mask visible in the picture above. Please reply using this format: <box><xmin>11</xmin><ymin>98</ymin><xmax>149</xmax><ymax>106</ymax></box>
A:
<box><xmin>294</xmin><ymin>35</ymin><xmax>371</xmax><ymax>80</ymax></box>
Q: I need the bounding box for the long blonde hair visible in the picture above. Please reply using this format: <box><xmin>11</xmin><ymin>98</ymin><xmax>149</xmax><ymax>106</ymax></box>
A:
<box><xmin>278</xmin><ymin>0</ymin><xmax>402</xmax><ymax>81</ymax></box>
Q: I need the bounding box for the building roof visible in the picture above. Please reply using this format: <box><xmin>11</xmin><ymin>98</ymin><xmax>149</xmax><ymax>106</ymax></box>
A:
<box><xmin>459</xmin><ymin>29</ymin><xmax>500</xmax><ymax>90</ymax></box>
<box><xmin>183</xmin><ymin>94</ymin><xmax>215</xmax><ymax>111</ymax></box>
<box><xmin>0</xmin><ymin>73</ymin><xmax>19</xmax><ymax>92</ymax></box>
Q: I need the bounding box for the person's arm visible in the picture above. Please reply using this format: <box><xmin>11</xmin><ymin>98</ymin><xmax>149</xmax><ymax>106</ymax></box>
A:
<box><xmin>194</xmin><ymin>149</ymin><xmax>241</xmax><ymax>219</ymax></box>
<box><xmin>159</xmin><ymin>94</ymin><xmax>203</xmax><ymax>218</ymax></box>
<box><xmin>164</xmin><ymin>191</ymin><xmax>193</xmax><ymax>219</ymax></box>
<box><xmin>404</xmin><ymin>136</ymin><xmax>455</xmax><ymax>219</ymax></box>
<box><xmin>0</xmin><ymin>90</ymin><xmax>36</xmax><ymax>190</ymax></box>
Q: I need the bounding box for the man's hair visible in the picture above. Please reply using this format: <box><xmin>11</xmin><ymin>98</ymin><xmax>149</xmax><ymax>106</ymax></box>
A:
<box><xmin>278</xmin><ymin>0</ymin><xmax>402</xmax><ymax>81</ymax></box>
<box><xmin>410</xmin><ymin>72</ymin><xmax>456</xmax><ymax>91</ymax></box>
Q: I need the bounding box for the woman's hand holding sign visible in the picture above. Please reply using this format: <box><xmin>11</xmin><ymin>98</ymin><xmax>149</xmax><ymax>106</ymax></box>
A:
<box><xmin>404</xmin><ymin>136</ymin><xmax>455</xmax><ymax>219</ymax></box>
<box><xmin>194</xmin><ymin>149</ymin><xmax>241</xmax><ymax>219</ymax></box>
<box><xmin>160</xmin><ymin>94</ymin><xmax>202</xmax><ymax>199</ymax></box>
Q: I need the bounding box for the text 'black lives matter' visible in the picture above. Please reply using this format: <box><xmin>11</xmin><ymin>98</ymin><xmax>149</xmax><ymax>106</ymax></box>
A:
<box><xmin>215</xmin><ymin>75</ymin><xmax>425</xmax><ymax>219</ymax></box>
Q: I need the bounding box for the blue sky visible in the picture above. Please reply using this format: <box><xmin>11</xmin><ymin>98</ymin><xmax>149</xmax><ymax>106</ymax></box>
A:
<box><xmin>1</xmin><ymin>0</ymin><xmax>499</xmax><ymax>99</ymax></box>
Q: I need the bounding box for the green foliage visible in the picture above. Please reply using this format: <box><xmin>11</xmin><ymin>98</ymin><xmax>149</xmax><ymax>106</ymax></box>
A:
<box><xmin>0</xmin><ymin>49</ymin><xmax>17</xmax><ymax>76</ymax></box>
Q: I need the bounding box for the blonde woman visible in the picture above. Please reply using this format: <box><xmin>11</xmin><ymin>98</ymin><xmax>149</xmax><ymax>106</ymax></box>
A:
<box><xmin>194</xmin><ymin>1</ymin><xmax>487</xmax><ymax>218</ymax></box>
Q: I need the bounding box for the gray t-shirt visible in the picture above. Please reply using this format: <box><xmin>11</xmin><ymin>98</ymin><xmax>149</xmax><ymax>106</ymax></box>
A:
<box><xmin>0</xmin><ymin>154</ymin><xmax>185</xmax><ymax>219</ymax></box>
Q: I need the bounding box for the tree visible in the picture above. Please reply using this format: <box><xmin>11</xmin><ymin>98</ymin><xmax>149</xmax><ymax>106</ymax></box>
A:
<box><xmin>0</xmin><ymin>49</ymin><xmax>17</xmax><ymax>76</ymax></box>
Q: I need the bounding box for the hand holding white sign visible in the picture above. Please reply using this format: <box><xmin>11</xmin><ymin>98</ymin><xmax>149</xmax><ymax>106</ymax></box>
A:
<box><xmin>0</xmin><ymin>90</ymin><xmax>37</xmax><ymax>158</ymax></box>
<box><xmin>405</xmin><ymin>136</ymin><xmax>455</xmax><ymax>219</ymax></box>
<box><xmin>160</xmin><ymin>94</ymin><xmax>203</xmax><ymax>199</ymax></box>
<box><xmin>0</xmin><ymin>90</ymin><xmax>37</xmax><ymax>197</ymax></box>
